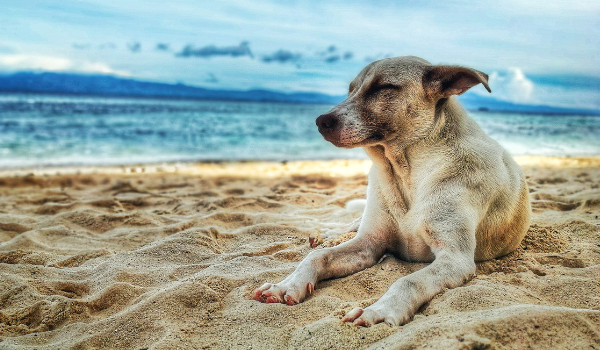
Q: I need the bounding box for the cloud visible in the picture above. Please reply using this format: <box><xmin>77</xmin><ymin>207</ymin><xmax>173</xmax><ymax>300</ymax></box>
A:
<box><xmin>476</xmin><ymin>68</ymin><xmax>600</xmax><ymax>110</ymax></box>
<box><xmin>316</xmin><ymin>45</ymin><xmax>336</xmax><ymax>56</ymax></box>
<box><xmin>156</xmin><ymin>43</ymin><xmax>169</xmax><ymax>51</ymax></box>
<box><xmin>127</xmin><ymin>42</ymin><xmax>141</xmax><ymax>53</ymax></box>
<box><xmin>488</xmin><ymin>67</ymin><xmax>534</xmax><ymax>103</ymax></box>
<box><xmin>0</xmin><ymin>54</ymin><xmax>130</xmax><ymax>76</ymax></box>
<box><xmin>205</xmin><ymin>73</ymin><xmax>218</xmax><ymax>83</ymax></box>
<box><xmin>72</xmin><ymin>43</ymin><xmax>91</xmax><ymax>50</ymax></box>
<box><xmin>324</xmin><ymin>55</ymin><xmax>340</xmax><ymax>63</ymax></box>
<box><xmin>317</xmin><ymin>45</ymin><xmax>352</xmax><ymax>64</ymax></box>
<box><xmin>176</xmin><ymin>41</ymin><xmax>253</xmax><ymax>59</ymax></box>
<box><xmin>262</xmin><ymin>49</ymin><xmax>301</xmax><ymax>64</ymax></box>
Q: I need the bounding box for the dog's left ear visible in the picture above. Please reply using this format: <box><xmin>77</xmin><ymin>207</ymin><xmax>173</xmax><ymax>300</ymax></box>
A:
<box><xmin>423</xmin><ymin>66</ymin><xmax>491</xmax><ymax>98</ymax></box>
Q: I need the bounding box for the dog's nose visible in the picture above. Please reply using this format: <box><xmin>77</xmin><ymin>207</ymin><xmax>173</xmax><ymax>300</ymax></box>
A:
<box><xmin>316</xmin><ymin>112</ymin><xmax>339</xmax><ymax>132</ymax></box>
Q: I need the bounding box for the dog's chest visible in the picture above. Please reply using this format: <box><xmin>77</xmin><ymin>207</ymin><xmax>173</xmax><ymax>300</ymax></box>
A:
<box><xmin>373</xmin><ymin>158</ymin><xmax>412</xmax><ymax>217</ymax></box>
<box><xmin>377</xmin><ymin>177</ymin><xmax>409</xmax><ymax>217</ymax></box>
<box><xmin>371</xmin><ymin>167</ymin><xmax>435</xmax><ymax>262</ymax></box>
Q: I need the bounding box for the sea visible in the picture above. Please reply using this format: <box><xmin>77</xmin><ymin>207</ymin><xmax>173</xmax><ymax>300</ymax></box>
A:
<box><xmin>1</xmin><ymin>93</ymin><xmax>599</xmax><ymax>169</ymax></box>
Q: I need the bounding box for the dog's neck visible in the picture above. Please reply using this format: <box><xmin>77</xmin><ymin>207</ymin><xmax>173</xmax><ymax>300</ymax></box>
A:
<box><xmin>363</xmin><ymin>97</ymin><xmax>473</xmax><ymax>206</ymax></box>
<box><xmin>427</xmin><ymin>97</ymin><xmax>472</xmax><ymax>145</ymax></box>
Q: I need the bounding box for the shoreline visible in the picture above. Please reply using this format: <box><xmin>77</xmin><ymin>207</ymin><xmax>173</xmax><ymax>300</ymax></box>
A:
<box><xmin>1</xmin><ymin>155</ymin><xmax>599</xmax><ymax>178</ymax></box>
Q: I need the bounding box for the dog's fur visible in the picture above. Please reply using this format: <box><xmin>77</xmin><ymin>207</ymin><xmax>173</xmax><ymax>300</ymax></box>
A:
<box><xmin>253</xmin><ymin>56</ymin><xmax>530</xmax><ymax>326</ymax></box>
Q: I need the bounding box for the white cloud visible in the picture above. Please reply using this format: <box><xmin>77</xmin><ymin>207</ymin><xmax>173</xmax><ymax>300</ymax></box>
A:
<box><xmin>0</xmin><ymin>54</ymin><xmax>130</xmax><ymax>76</ymax></box>
<box><xmin>480</xmin><ymin>67</ymin><xmax>600</xmax><ymax>110</ymax></box>
<box><xmin>487</xmin><ymin>68</ymin><xmax>534</xmax><ymax>104</ymax></box>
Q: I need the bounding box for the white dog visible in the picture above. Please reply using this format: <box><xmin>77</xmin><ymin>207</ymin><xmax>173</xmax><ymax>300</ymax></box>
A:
<box><xmin>254</xmin><ymin>56</ymin><xmax>530</xmax><ymax>327</ymax></box>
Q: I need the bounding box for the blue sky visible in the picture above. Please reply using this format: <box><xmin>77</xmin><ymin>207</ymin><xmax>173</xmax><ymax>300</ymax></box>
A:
<box><xmin>1</xmin><ymin>0</ymin><xmax>599</xmax><ymax>109</ymax></box>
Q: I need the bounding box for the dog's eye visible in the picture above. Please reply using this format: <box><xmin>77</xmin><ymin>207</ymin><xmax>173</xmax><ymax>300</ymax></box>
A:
<box><xmin>368</xmin><ymin>83</ymin><xmax>399</xmax><ymax>95</ymax></box>
<box><xmin>377</xmin><ymin>84</ymin><xmax>398</xmax><ymax>91</ymax></box>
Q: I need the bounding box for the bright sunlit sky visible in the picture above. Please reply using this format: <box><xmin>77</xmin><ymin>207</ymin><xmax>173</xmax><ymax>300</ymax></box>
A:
<box><xmin>1</xmin><ymin>0</ymin><xmax>599</xmax><ymax>109</ymax></box>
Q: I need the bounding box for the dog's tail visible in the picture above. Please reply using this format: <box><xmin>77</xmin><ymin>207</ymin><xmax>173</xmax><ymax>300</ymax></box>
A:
<box><xmin>345</xmin><ymin>199</ymin><xmax>367</xmax><ymax>213</ymax></box>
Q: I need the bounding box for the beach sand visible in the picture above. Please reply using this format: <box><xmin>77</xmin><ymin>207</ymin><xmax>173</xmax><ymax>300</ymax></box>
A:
<box><xmin>0</xmin><ymin>157</ymin><xmax>599</xmax><ymax>349</ymax></box>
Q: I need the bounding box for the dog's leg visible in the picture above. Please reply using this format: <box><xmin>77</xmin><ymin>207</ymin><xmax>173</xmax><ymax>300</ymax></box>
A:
<box><xmin>342</xmin><ymin>249</ymin><xmax>475</xmax><ymax>326</ymax></box>
<box><xmin>342</xmin><ymin>206</ymin><xmax>478</xmax><ymax>326</ymax></box>
<box><xmin>254</xmin><ymin>233</ymin><xmax>385</xmax><ymax>305</ymax></box>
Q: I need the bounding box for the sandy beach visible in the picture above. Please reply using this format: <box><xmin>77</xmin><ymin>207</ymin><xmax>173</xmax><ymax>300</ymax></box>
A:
<box><xmin>0</xmin><ymin>157</ymin><xmax>599</xmax><ymax>349</ymax></box>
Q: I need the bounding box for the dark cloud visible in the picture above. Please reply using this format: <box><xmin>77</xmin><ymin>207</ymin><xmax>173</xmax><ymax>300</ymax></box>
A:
<box><xmin>156</xmin><ymin>43</ymin><xmax>170</xmax><ymax>51</ymax></box>
<box><xmin>317</xmin><ymin>45</ymin><xmax>352</xmax><ymax>63</ymax></box>
<box><xmin>72</xmin><ymin>43</ymin><xmax>90</xmax><ymax>50</ymax></box>
<box><xmin>205</xmin><ymin>73</ymin><xmax>218</xmax><ymax>83</ymax></box>
<box><xmin>262</xmin><ymin>49</ymin><xmax>302</xmax><ymax>64</ymax></box>
<box><xmin>317</xmin><ymin>45</ymin><xmax>337</xmax><ymax>57</ymax></box>
<box><xmin>176</xmin><ymin>41</ymin><xmax>253</xmax><ymax>59</ymax></box>
<box><xmin>127</xmin><ymin>42</ymin><xmax>141</xmax><ymax>53</ymax></box>
<box><xmin>325</xmin><ymin>55</ymin><xmax>341</xmax><ymax>63</ymax></box>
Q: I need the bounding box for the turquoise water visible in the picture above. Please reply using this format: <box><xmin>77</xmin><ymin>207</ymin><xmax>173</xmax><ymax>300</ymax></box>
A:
<box><xmin>0</xmin><ymin>94</ymin><xmax>599</xmax><ymax>169</ymax></box>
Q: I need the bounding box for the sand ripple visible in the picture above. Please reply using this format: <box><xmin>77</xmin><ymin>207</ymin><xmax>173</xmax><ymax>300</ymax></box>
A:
<box><xmin>0</xmin><ymin>159</ymin><xmax>599</xmax><ymax>349</ymax></box>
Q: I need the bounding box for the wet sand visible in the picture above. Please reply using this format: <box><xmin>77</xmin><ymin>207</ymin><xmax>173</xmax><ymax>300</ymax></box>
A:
<box><xmin>0</xmin><ymin>157</ymin><xmax>599</xmax><ymax>349</ymax></box>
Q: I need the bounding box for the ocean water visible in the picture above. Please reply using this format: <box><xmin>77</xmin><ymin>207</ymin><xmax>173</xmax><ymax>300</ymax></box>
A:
<box><xmin>0</xmin><ymin>93</ymin><xmax>599</xmax><ymax>169</ymax></box>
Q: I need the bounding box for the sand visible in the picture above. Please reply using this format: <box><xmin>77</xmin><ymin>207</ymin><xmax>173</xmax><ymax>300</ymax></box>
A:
<box><xmin>0</xmin><ymin>157</ymin><xmax>599</xmax><ymax>349</ymax></box>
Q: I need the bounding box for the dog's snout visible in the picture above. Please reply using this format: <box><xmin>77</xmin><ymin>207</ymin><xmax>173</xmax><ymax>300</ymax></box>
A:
<box><xmin>316</xmin><ymin>112</ymin><xmax>339</xmax><ymax>132</ymax></box>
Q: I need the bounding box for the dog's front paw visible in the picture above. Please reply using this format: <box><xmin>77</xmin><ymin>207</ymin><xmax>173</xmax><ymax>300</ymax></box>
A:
<box><xmin>341</xmin><ymin>302</ymin><xmax>411</xmax><ymax>327</ymax></box>
<box><xmin>253</xmin><ymin>281</ymin><xmax>314</xmax><ymax>305</ymax></box>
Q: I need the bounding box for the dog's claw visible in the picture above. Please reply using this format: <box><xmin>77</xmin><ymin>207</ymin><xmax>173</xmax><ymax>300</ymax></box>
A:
<box><xmin>342</xmin><ymin>307</ymin><xmax>363</xmax><ymax>322</ymax></box>
<box><xmin>266</xmin><ymin>295</ymin><xmax>280</xmax><ymax>303</ymax></box>
<box><xmin>354</xmin><ymin>319</ymin><xmax>368</xmax><ymax>327</ymax></box>
<box><xmin>308</xmin><ymin>233</ymin><xmax>323</xmax><ymax>247</ymax></box>
<box><xmin>254</xmin><ymin>282</ymin><xmax>313</xmax><ymax>305</ymax></box>
<box><xmin>284</xmin><ymin>295</ymin><xmax>297</xmax><ymax>305</ymax></box>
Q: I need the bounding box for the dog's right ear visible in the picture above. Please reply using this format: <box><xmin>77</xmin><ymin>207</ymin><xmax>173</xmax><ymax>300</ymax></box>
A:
<box><xmin>423</xmin><ymin>66</ymin><xmax>491</xmax><ymax>98</ymax></box>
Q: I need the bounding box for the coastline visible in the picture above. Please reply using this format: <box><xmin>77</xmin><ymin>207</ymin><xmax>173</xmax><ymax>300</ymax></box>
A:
<box><xmin>1</xmin><ymin>155</ymin><xmax>599</xmax><ymax>178</ymax></box>
<box><xmin>0</xmin><ymin>156</ymin><xmax>599</xmax><ymax>349</ymax></box>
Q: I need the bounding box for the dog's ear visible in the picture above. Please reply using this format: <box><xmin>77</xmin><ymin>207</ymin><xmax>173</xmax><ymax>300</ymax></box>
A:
<box><xmin>423</xmin><ymin>66</ymin><xmax>491</xmax><ymax>98</ymax></box>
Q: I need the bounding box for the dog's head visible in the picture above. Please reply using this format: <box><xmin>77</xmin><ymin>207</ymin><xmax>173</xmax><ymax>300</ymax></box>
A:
<box><xmin>316</xmin><ymin>56</ymin><xmax>491</xmax><ymax>148</ymax></box>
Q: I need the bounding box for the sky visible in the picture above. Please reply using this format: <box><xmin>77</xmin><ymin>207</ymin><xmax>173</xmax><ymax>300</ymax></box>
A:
<box><xmin>0</xmin><ymin>0</ymin><xmax>599</xmax><ymax>109</ymax></box>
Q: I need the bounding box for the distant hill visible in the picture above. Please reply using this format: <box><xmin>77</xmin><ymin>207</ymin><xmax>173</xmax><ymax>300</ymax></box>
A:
<box><xmin>0</xmin><ymin>72</ymin><xmax>598</xmax><ymax>115</ymax></box>
<box><xmin>457</xmin><ymin>92</ymin><xmax>600</xmax><ymax>115</ymax></box>
<box><xmin>0</xmin><ymin>72</ymin><xmax>345</xmax><ymax>104</ymax></box>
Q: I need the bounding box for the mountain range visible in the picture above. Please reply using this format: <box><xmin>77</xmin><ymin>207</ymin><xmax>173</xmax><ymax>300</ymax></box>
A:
<box><xmin>0</xmin><ymin>72</ymin><xmax>598</xmax><ymax>115</ymax></box>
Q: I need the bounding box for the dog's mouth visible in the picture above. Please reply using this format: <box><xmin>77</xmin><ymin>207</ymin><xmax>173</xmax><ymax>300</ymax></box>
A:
<box><xmin>366</xmin><ymin>132</ymin><xmax>384</xmax><ymax>142</ymax></box>
<box><xmin>316</xmin><ymin>112</ymin><xmax>386</xmax><ymax>148</ymax></box>
<box><xmin>323</xmin><ymin>130</ymin><xmax>386</xmax><ymax>149</ymax></box>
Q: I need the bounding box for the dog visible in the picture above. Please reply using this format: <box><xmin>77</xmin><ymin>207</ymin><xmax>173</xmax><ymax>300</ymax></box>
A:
<box><xmin>253</xmin><ymin>56</ymin><xmax>530</xmax><ymax>327</ymax></box>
